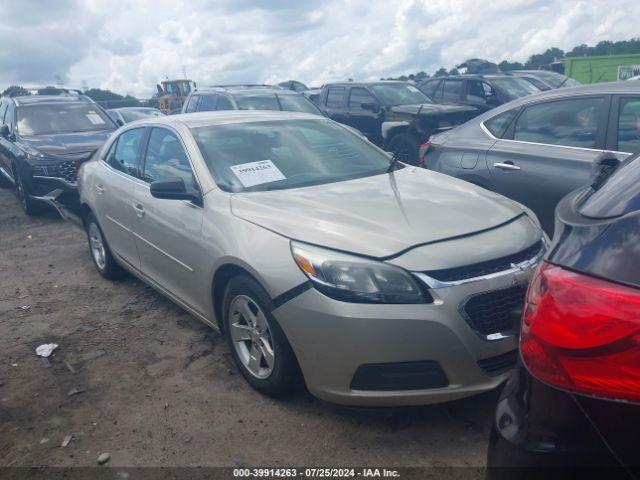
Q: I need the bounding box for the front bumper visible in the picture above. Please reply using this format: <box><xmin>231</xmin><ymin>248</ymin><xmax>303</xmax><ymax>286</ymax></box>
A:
<box><xmin>273</xmin><ymin>263</ymin><xmax>535</xmax><ymax>406</ymax></box>
<box><xmin>28</xmin><ymin>174</ymin><xmax>82</xmax><ymax>225</ymax></box>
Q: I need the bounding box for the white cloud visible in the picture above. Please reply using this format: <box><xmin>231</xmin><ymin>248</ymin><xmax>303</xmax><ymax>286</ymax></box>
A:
<box><xmin>1</xmin><ymin>0</ymin><xmax>639</xmax><ymax>97</ymax></box>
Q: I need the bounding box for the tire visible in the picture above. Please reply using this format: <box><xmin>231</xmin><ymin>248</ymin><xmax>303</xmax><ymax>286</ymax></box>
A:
<box><xmin>387</xmin><ymin>132</ymin><xmax>421</xmax><ymax>166</ymax></box>
<box><xmin>223</xmin><ymin>275</ymin><xmax>299</xmax><ymax>397</ymax></box>
<box><xmin>85</xmin><ymin>213</ymin><xmax>125</xmax><ymax>280</ymax></box>
<box><xmin>13</xmin><ymin>167</ymin><xmax>41</xmax><ymax>216</ymax></box>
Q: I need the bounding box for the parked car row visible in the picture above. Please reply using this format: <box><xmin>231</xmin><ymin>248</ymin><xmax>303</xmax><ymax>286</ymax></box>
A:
<box><xmin>1</xmin><ymin>76</ymin><xmax>638</xmax><ymax>475</ymax></box>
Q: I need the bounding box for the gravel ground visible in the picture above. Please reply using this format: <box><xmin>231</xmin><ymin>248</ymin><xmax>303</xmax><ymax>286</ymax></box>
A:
<box><xmin>0</xmin><ymin>186</ymin><xmax>496</xmax><ymax>472</ymax></box>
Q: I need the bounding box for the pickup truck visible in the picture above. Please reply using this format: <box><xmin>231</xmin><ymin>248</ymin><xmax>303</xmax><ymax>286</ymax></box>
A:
<box><xmin>317</xmin><ymin>81</ymin><xmax>477</xmax><ymax>164</ymax></box>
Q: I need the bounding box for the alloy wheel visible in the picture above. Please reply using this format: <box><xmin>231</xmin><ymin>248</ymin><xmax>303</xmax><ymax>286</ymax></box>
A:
<box><xmin>88</xmin><ymin>222</ymin><xmax>107</xmax><ymax>271</ymax></box>
<box><xmin>228</xmin><ymin>295</ymin><xmax>275</xmax><ymax>379</ymax></box>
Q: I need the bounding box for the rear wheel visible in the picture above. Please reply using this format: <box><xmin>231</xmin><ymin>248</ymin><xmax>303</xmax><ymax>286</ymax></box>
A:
<box><xmin>223</xmin><ymin>275</ymin><xmax>299</xmax><ymax>397</ymax></box>
<box><xmin>388</xmin><ymin>133</ymin><xmax>421</xmax><ymax>166</ymax></box>
<box><xmin>85</xmin><ymin>213</ymin><xmax>125</xmax><ymax>280</ymax></box>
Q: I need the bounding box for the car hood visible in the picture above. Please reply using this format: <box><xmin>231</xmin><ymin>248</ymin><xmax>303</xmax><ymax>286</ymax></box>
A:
<box><xmin>389</xmin><ymin>103</ymin><xmax>478</xmax><ymax>116</ymax></box>
<box><xmin>19</xmin><ymin>130</ymin><xmax>114</xmax><ymax>157</ymax></box>
<box><xmin>230</xmin><ymin>167</ymin><xmax>526</xmax><ymax>258</ymax></box>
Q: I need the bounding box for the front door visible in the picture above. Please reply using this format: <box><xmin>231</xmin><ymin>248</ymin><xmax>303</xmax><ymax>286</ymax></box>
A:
<box><xmin>486</xmin><ymin>96</ymin><xmax>608</xmax><ymax>235</ymax></box>
<box><xmin>344</xmin><ymin>87</ymin><xmax>382</xmax><ymax>144</ymax></box>
<box><xmin>94</xmin><ymin>127</ymin><xmax>147</xmax><ymax>270</ymax></box>
<box><xmin>130</xmin><ymin>126</ymin><xmax>207</xmax><ymax>316</ymax></box>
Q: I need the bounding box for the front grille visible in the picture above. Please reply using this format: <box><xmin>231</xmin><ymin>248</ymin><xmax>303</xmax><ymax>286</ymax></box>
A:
<box><xmin>56</xmin><ymin>160</ymin><xmax>77</xmax><ymax>183</ymax></box>
<box><xmin>477</xmin><ymin>349</ymin><xmax>518</xmax><ymax>377</ymax></box>
<box><xmin>461</xmin><ymin>283</ymin><xmax>528</xmax><ymax>336</ymax></box>
<box><xmin>424</xmin><ymin>240</ymin><xmax>543</xmax><ymax>282</ymax></box>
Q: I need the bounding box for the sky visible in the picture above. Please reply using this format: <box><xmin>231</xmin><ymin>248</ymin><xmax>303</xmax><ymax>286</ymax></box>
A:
<box><xmin>0</xmin><ymin>0</ymin><xmax>637</xmax><ymax>98</ymax></box>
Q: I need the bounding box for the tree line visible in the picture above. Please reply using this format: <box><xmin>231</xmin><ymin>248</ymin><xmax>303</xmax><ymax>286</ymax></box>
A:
<box><xmin>384</xmin><ymin>37</ymin><xmax>640</xmax><ymax>82</ymax></box>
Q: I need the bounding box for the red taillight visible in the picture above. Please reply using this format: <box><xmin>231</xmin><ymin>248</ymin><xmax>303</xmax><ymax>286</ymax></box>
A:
<box><xmin>418</xmin><ymin>141</ymin><xmax>433</xmax><ymax>166</ymax></box>
<box><xmin>521</xmin><ymin>262</ymin><xmax>640</xmax><ymax>403</ymax></box>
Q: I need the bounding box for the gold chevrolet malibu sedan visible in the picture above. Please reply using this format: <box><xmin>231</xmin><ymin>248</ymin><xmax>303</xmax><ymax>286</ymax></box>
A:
<box><xmin>77</xmin><ymin>110</ymin><xmax>545</xmax><ymax>406</ymax></box>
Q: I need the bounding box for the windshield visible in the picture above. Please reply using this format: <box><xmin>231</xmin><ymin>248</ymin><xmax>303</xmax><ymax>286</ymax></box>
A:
<box><xmin>528</xmin><ymin>71</ymin><xmax>580</xmax><ymax>88</ymax></box>
<box><xmin>191</xmin><ymin>119</ymin><xmax>396</xmax><ymax>192</ymax></box>
<box><xmin>521</xmin><ymin>76</ymin><xmax>551</xmax><ymax>91</ymax></box>
<box><xmin>370</xmin><ymin>83</ymin><xmax>431</xmax><ymax>106</ymax></box>
<box><xmin>18</xmin><ymin>103</ymin><xmax>116</xmax><ymax>135</ymax></box>
<box><xmin>234</xmin><ymin>93</ymin><xmax>320</xmax><ymax>114</ymax></box>
<box><xmin>119</xmin><ymin>108</ymin><xmax>165</xmax><ymax>122</ymax></box>
<box><xmin>490</xmin><ymin>77</ymin><xmax>540</xmax><ymax>100</ymax></box>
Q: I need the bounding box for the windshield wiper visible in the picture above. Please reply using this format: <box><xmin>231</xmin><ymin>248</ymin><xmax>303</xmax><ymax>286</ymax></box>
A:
<box><xmin>387</xmin><ymin>151</ymin><xmax>400</xmax><ymax>173</ymax></box>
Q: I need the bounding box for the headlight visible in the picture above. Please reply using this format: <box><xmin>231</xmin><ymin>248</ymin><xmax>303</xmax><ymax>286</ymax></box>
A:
<box><xmin>291</xmin><ymin>242</ymin><xmax>429</xmax><ymax>304</ymax></box>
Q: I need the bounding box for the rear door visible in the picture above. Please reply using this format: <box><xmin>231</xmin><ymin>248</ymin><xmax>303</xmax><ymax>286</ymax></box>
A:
<box><xmin>322</xmin><ymin>86</ymin><xmax>348</xmax><ymax>125</ymax></box>
<box><xmin>486</xmin><ymin>95</ymin><xmax>608</xmax><ymax>234</ymax></box>
<box><xmin>344</xmin><ymin>87</ymin><xmax>382</xmax><ymax>143</ymax></box>
<box><xmin>130</xmin><ymin>126</ymin><xmax>208</xmax><ymax>316</ymax></box>
<box><xmin>94</xmin><ymin>127</ymin><xmax>147</xmax><ymax>270</ymax></box>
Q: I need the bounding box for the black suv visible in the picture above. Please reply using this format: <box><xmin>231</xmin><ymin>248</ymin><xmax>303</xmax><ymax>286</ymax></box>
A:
<box><xmin>0</xmin><ymin>94</ymin><xmax>117</xmax><ymax>215</ymax></box>
<box><xmin>487</xmin><ymin>152</ymin><xmax>640</xmax><ymax>478</ymax></box>
<box><xmin>181</xmin><ymin>85</ymin><xmax>322</xmax><ymax>115</ymax></box>
<box><xmin>317</xmin><ymin>81</ymin><xmax>477</xmax><ymax>164</ymax></box>
<box><xmin>420</xmin><ymin>74</ymin><xmax>540</xmax><ymax>114</ymax></box>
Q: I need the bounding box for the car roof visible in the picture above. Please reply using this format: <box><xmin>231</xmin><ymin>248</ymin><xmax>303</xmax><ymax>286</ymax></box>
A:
<box><xmin>195</xmin><ymin>85</ymin><xmax>294</xmax><ymax>95</ymax></box>
<box><xmin>11</xmin><ymin>94</ymin><xmax>94</xmax><ymax>106</ymax></box>
<box><xmin>323</xmin><ymin>80</ymin><xmax>407</xmax><ymax>88</ymax></box>
<box><xmin>513</xmin><ymin>70</ymin><xmax>564</xmax><ymax>76</ymax></box>
<box><xmin>108</xmin><ymin>107</ymin><xmax>158</xmax><ymax>112</ymax></box>
<box><xmin>132</xmin><ymin>109</ymin><xmax>324</xmax><ymax>129</ymax></box>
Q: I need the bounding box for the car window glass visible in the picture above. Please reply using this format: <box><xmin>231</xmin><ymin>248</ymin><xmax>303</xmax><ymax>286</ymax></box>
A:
<box><xmin>276</xmin><ymin>94</ymin><xmax>321</xmax><ymax>114</ymax></box>
<box><xmin>199</xmin><ymin>95</ymin><xmax>217</xmax><ymax>112</ymax></box>
<box><xmin>485</xmin><ymin>109</ymin><xmax>518</xmax><ymax>138</ymax></box>
<box><xmin>234</xmin><ymin>95</ymin><xmax>280</xmax><ymax>111</ymax></box>
<box><xmin>466</xmin><ymin>80</ymin><xmax>487</xmax><ymax>104</ymax></box>
<box><xmin>0</xmin><ymin>102</ymin><xmax>7</xmax><ymax>125</ymax></box>
<box><xmin>326</xmin><ymin>87</ymin><xmax>345</xmax><ymax>108</ymax></box>
<box><xmin>191</xmin><ymin>119</ymin><xmax>396</xmax><ymax>193</ymax></box>
<box><xmin>5</xmin><ymin>104</ymin><xmax>15</xmax><ymax>130</ymax></box>
<box><xmin>184</xmin><ymin>95</ymin><xmax>199</xmax><ymax>113</ymax></box>
<box><xmin>514</xmin><ymin>97</ymin><xmax>604</xmax><ymax>148</ymax></box>
<box><xmin>618</xmin><ymin>97</ymin><xmax>640</xmax><ymax>153</ymax></box>
<box><xmin>422</xmin><ymin>81</ymin><xmax>440</xmax><ymax>97</ymax></box>
<box><xmin>442</xmin><ymin>80</ymin><xmax>462</xmax><ymax>101</ymax></box>
<box><xmin>143</xmin><ymin>128</ymin><xmax>195</xmax><ymax>186</ymax></box>
<box><xmin>348</xmin><ymin>88</ymin><xmax>376</xmax><ymax>110</ymax></box>
<box><xmin>17</xmin><ymin>103</ymin><xmax>115</xmax><ymax>135</ymax></box>
<box><xmin>217</xmin><ymin>95</ymin><xmax>234</xmax><ymax>110</ymax></box>
<box><xmin>110</xmin><ymin>128</ymin><xmax>144</xmax><ymax>177</ymax></box>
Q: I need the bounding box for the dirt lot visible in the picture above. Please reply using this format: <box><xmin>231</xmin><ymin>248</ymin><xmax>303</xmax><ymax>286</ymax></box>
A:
<box><xmin>0</xmin><ymin>186</ymin><xmax>496</xmax><ymax>471</ymax></box>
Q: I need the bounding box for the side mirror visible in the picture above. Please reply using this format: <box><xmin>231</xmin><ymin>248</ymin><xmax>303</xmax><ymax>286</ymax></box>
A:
<box><xmin>590</xmin><ymin>152</ymin><xmax>620</xmax><ymax>190</ymax></box>
<box><xmin>361</xmin><ymin>102</ymin><xmax>381</xmax><ymax>113</ymax></box>
<box><xmin>150</xmin><ymin>177</ymin><xmax>202</xmax><ymax>205</ymax></box>
<box><xmin>0</xmin><ymin>124</ymin><xmax>9</xmax><ymax>138</ymax></box>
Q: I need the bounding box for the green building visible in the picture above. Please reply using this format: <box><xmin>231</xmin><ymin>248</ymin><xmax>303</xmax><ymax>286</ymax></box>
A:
<box><xmin>563</xmin><ymin>53</ymin><xmax>640</xmax><ymax>83</ymax></box>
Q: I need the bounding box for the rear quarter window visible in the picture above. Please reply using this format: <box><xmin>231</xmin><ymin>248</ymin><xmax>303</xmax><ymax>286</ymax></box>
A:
<box><xmin>484</xmin><ymin>109</ymin><xmax>518</xmax><ymax>138</ymax></box>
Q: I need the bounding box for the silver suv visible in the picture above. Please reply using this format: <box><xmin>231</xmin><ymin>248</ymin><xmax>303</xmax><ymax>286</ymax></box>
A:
<box><xmin>78</xmin><ymin>111</ymin><xmax>545</xmax><ymax>406</ymax></box>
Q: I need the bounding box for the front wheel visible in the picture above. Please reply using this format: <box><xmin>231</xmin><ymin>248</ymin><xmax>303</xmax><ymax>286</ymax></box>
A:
<box><xmin>14</xmin><ymin>168</ymin><xmax>40</xmax><ymax>216</ymax></box>
<box><xmin>223</xmin><ymin>275</ymin><xmax>299</xmax><ymax>397</ymax></box>
<box><xmin>85</xmin><ymin>213</ymin><xmax>125</xmax><ymax>280</ymax></box>
<box><xmin>388</xmin><ymin>133</ymin><xmax>421</xmax><ymax>166</ymax></box>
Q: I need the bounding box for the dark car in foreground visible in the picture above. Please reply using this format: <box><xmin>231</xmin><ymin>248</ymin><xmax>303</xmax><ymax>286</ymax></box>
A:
<box><xmin>317</xmin><ymin>81</ymin><xmax>477</xmax><ymax>164</ymax></box>
<box><xmin>420</xmin><ymin>74</ymin><xmax>540</xmax><ymax>114</ymax></box>
<box><xmin>487</xmin><ymin>152</ymin><xmax>640</xmax><ymax>479</ymax></box>
<box><xmin>108</xmin><ymin>107</ymin><xmax>164</xmax><ymax>125</ymax></box>
<box><xmin>0</xmin><ymin>94</ymin><xmax>117</xmax><ymax>215</ymax></box>
<box><xmin>423</xmin><ymin>81</ymin><xmax>640</xmax><ymax>234</ymax></box>
<box><xmin>181</xmin><ymin>85</ymin><xmax>322</xmax><ymax>116</ymax></box>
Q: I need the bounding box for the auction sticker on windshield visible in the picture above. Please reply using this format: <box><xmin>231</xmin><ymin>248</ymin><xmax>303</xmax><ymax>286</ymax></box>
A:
<box><xmin>85</xmin><ymin>111</ymin><xmax>106</xmax><ymax>125</ymax></box>
<box><xmin>230</xmin><ymin>160</ymin><xmax>286</xmax><ymax>188</ymax></box>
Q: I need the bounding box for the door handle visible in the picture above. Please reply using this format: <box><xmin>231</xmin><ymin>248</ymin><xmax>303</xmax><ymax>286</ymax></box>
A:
<box><xmin>494</xmin><ymin>162</ymin><xmax>521</xmax><ymax>171</ymax></box>
<box><xmin>133</xmin><ymin>203</ymin><xmax>145</xmax><ymax>218</ymax></box>
<box><xmin>95</xmin><ymin>185</ymin><xmax>105</xmax><ymax>194</ymax></box>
